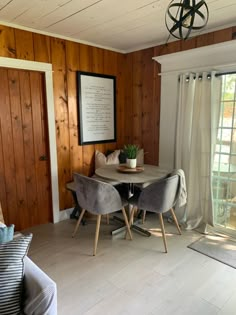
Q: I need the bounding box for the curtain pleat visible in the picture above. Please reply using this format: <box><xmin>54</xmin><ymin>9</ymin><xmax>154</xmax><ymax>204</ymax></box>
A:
<box><xmin>175</xmin><ymin>72</ymin><xmax>221</xmax><ymax>230</ymax></box>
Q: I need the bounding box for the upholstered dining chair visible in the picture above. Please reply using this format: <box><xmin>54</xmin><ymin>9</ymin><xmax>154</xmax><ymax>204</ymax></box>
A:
<box><xmin>72</xmin><ymin>173</ymin><xmax>132</xmax><ymax>256</ymax></box>
<box><xmin>128</xmin><ymin>174</ymin><xmax>182</xmax><ymax>253</ymax></box>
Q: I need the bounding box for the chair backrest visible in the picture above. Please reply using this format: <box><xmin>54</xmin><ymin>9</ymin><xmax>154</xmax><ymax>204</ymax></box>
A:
<box><xmin>73</xmin><ymin>173</ymin><xmax>124</xmax><ymax>215</ymax></box>
<box><xmin>138</xmin><ymin>174</ymin><xmax>180</xmax><ymax>213</ymax></box>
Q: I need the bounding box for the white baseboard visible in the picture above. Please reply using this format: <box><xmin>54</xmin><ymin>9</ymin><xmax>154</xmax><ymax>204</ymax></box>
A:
<box><xmin>59</xmin><ymin>208</ymin><xmax>73</xmax><ymax>221</ymax></box>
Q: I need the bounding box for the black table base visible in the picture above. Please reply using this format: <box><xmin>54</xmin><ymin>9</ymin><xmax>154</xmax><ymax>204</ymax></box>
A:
<box><xmin>112</xmin><ymin>214</ymin><xmax>151</xmax><ymax>237</ymax></box>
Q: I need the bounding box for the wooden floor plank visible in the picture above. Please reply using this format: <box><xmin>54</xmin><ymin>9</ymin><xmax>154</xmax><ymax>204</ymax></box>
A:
<box><xmin>24</xmin><ymin>216</ymin><xmax>236</xmax><ymax>315</ymax></box>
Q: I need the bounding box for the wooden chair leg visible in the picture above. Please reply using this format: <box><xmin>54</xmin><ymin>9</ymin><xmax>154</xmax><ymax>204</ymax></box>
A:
<box><xmin>170</xmin><ymin>208</ymin><xmax>182</xmax><ymax>235</ymax></box>
<box><xmin>93</xmin><ymin>215</ymin><xmax>101</xmax><ymax>256</ymax></box>
<box><xmin>72</xmin><ymin>208</ymin><xmax>86</xmax><ymax>237</ymax></box>
<box><xmin>125</xmin><ymin>205</ymin><xmax>136</xmax><ymax>238</ymax></box>
<box><xmin>129</xmin><ymin>206</ymin><xmax>137</xmax><ymax>226</ymax></box>
<box><xmin>122</xmin><ymin>207</ymin><xmax>132</xmax><ymax>240</ymax></box>
<box><xmin>158</xmin><ymin>213</ymin><xmax>168</xmax><ymax>253</ymax></box>
<box><xmin>142</xmin><ymin>210</ymin><xmax>146</xmax><ymax>224</ymax></box>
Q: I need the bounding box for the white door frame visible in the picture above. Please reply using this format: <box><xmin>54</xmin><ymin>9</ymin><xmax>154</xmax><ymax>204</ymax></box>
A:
<box><xmin>0</xmin><ymin>57</ymin><xmax>60</xmax><ymax>223</ymax></box>
<box><xmin>153</xmin><ymin>40</ymin><xmax>236</xmax><ymax>170</ymax></box>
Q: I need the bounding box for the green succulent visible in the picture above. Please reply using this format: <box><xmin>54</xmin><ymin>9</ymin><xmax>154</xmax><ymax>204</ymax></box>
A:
<box><xmin>123</xmin><ymin>144</ymin><xmax>139</xmax><ymax>159</ymax></box>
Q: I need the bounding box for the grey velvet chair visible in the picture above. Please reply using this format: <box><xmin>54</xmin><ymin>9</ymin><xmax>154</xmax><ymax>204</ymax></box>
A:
<box><xmin>72</xmin><ymin>173</ymin><xmax>132</xmax><ymax>256</ymax></box>
<box><xmin>129</xmin><ymin>174</ymin><xmax>182</xmax><ymax>253</ymax></box>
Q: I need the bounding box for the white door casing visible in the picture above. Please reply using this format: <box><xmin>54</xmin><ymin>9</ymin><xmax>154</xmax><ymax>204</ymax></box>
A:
<box><xmin>0</xmin><ymin>57</ymin><xmax>60</xmax><ymax>223</ymax></box>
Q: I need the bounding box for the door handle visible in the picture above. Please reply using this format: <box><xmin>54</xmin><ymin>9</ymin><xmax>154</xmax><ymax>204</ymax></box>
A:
<box><xmin>39</xmin><ymin>155</ymin><xmax>48</xmax><ymax>161</ymax></box>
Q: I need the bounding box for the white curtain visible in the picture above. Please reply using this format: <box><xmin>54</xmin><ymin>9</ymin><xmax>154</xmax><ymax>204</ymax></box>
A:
<box><xmin>175</xmin><ymin>72</ymin><xmax>221</xmax><ymax>231</ymax></box>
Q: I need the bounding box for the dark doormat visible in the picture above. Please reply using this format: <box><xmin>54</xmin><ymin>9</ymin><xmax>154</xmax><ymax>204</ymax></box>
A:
<box><xmin>188</xmin><ymin>235</ymin><xmax>236</xmax><ymax>269</ymax></box>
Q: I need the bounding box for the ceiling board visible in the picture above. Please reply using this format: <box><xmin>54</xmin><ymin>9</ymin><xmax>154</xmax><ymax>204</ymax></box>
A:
<box><xmin>0</xmin><ymin>0</ymin><xmax>235</xmax><ymax>52</ymax></box>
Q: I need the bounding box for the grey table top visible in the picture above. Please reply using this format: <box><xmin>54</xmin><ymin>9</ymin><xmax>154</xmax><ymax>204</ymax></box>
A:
<box><xmin>95</xmin><ymin>164</ymin><xmax>170</xmax><ymax>184</ymax></box>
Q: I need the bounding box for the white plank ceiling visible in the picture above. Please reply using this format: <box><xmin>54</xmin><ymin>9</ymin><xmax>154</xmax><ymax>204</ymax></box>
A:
<box><xmin>0</xmin><ymin>0</ymin><xmax>235</xmax><ymax>52</ymax></box>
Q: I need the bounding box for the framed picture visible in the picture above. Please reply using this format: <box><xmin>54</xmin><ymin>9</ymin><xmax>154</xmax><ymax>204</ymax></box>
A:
<box><xmin>77</xmin><ymin>71</ymin><xmax>116</xmax><ymax>145</ymax></box>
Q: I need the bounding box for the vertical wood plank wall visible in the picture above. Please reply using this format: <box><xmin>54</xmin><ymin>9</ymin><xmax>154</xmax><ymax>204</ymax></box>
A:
<box><xmin>0</xmin><ymin>24</ymin><xmax>235</xmax><ymax>212</ymax></box>
<box><xmin>0</xmin><ymin>25</ymin><xmax>128</xmax><ymax>211</ymax></box>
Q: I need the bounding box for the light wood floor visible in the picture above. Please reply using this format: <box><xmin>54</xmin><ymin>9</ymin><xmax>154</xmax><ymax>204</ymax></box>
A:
<box><xmin>24</xmin><ymin>214</ymin><xmax>236</xmax><ymax>315</ymax></box>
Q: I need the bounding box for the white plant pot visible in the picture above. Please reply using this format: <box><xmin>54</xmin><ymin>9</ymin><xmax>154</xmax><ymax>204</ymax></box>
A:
<box><xmin>126</xmin><ymin>158</ymin><xmax>137</xmax><ymax>169</ymax></box>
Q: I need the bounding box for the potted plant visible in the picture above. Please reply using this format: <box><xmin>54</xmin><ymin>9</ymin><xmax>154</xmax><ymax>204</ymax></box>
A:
<box><xmin>124</xmin><ymin>144</ymin><xmax>139</xmax><ymax>168</ymax></box>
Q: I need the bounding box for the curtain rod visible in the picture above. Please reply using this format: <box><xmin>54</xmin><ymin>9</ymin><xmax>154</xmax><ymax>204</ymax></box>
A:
<box><xmin>215</xmin><ymin>71</ymin><xmax>236</xmax><ymax>77</ymax></box>
<box><xmin>181</xmin><ymin>71</ymin><xmax>236</xmax><ymax>81</ymax></box>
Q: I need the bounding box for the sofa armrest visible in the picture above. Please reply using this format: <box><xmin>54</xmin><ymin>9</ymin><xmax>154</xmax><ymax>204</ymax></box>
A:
<box><xmin>23</xmin><ymin>256</ymin><xmax>57</xmax><ymax>315</ymax></box>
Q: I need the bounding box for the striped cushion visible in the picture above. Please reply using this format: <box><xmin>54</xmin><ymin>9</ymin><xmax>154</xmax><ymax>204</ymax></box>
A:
<box><xmin>0</xmin><ymin>234</ymin><xmax>33</xmax><ymax>315</ymax></box>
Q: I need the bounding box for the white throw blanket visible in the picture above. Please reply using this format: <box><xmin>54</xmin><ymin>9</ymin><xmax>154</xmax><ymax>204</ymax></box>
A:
<box><xmin>171</xmin><ymin>169</ymin><xmax>187</xmax><ymax>208</ymax></box>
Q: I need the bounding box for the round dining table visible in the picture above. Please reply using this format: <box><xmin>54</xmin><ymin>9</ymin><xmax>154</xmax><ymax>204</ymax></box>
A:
<box><xmin>95</xmin><ymin>164</ymin><xmax>170</xmax><ymax>236</ymax></box>
<box><xmin>95</xmin><ymin>164</ymin><xmax>169</xmax><ymax>184</ymax></box>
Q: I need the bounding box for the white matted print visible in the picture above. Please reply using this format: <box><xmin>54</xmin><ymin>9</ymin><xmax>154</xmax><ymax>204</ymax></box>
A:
<box><xmin>77</xmin><ymin>71</ymin><xmax>116</xmax><ymax>145</ymax></box>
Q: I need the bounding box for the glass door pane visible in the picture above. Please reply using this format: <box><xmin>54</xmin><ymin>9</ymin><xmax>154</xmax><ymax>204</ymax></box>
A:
<box><xmin>213</xmin><ymin>74</ymin><xmax>236</xmax><ymax>232</ymax></box>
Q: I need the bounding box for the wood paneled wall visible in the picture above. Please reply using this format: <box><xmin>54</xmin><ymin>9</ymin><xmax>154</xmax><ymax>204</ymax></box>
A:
<box><xmin>125</xmin><ymin>27</ymin><xmax>235</xmax><ymax>166</ymax></box>
<box><xmin>0</xmin><ymin>25</ymin><xmax>127</xmax><ymax>211</ymax></box>
<box><xmin>0</xmin><ymin>24</ymin><xmax>235</xmax><ymax>212</ymax></box>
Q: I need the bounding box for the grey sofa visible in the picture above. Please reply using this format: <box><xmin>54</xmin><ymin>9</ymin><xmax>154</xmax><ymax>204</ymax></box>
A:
<box><xmin>22</xmin><ymin>256</ymin><xmax>57</xmax><ymax>315</ymax></box>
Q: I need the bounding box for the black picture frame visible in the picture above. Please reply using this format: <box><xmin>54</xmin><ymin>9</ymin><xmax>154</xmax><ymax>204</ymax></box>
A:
<box><xmin>77</xmin><ymin>71</ymin><xmax>116</xmax><ymax>145</ymax></box>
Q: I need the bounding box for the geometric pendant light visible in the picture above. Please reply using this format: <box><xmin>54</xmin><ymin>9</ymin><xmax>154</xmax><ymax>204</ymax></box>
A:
<box><xmin>165</xmin><ymin>0</ymin><xmax>209</xmax><ymax>40</ymax></box>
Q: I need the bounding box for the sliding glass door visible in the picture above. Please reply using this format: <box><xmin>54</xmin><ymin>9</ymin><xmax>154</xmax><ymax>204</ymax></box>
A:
<box><xmin>213</xmin><ymin>74</ymin><xmax>236</xmax><ymax>233</ymax></box>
